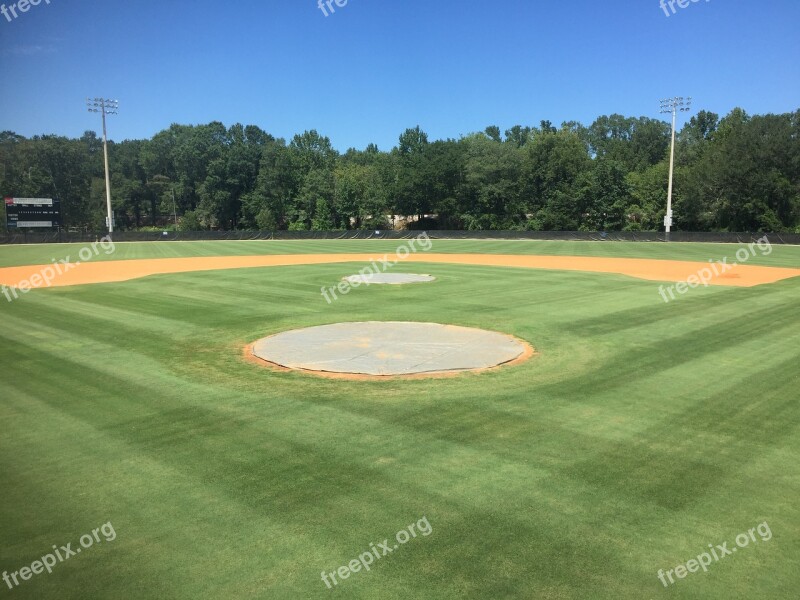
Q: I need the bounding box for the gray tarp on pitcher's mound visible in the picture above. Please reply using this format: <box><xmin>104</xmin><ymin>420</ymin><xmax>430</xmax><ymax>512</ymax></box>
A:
<box><xmin>252</xmin><ymin>321</ymin><xmax>528</xmax><ymax>376</ymax></box>
<box><xmin>343</xmin><ymin>273</ymin><xmax>435</xmax><ymax>285</ymax></box>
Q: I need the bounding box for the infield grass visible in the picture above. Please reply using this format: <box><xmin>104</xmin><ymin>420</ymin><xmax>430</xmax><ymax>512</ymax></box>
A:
<box><xmin>1</xmin><ymin>240</ymin><xmax>798</xmax><ymax>599</ymax></box>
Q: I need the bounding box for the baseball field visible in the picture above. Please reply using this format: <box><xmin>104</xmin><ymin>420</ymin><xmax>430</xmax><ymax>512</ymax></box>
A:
<box><xmin>1</xmin><ymin>239</ymin><xmax>798</xmax><ymax>599</ymax></box>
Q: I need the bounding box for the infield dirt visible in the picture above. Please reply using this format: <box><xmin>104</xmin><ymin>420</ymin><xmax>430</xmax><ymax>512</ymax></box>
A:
<box><xmin>1</xmin><ymin>253</ymin><xmax>799</xmax><ymax>289</ymax></box>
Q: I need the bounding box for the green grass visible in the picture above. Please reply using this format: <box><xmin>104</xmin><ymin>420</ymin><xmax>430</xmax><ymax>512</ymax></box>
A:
<box><xmin>1</xmin><ymin>241</ymin><xmax>798</xmax><ymax>599</ymax></box>
<box><xmin>1</xmin><ymin>238</ymin><xmax>799</xmax><ymax>267</ymax></box>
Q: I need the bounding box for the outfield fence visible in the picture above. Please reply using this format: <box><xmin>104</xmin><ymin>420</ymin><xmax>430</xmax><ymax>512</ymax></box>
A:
<box><xmin>1</xmin><ymin>230</ymin><xmax>799</xmax><ymax>245</ymax></box>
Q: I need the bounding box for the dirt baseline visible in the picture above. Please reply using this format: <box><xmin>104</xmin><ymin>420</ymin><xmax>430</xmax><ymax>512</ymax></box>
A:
<box><xmin>1</xmin><ymin>253</ymin><xmax>799</xmax><ymax>290</ymax></box>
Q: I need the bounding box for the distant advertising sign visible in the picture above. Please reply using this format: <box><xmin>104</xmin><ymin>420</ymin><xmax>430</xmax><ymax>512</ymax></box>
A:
<box><xmin>4</xmin><ymin>197</ymin><xmax>62</xmax><ymax>229</ymax></box>
<box><xmin>15</xmin><ymin>221</ymin><xmax>55</xmax><ymax>228</ymax></box>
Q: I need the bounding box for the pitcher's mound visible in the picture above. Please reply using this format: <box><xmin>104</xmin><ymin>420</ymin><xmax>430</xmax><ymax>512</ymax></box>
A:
<box><xmin>250</xmin><ymin>321</ymin><xmax>533</xmax><ymax>379</ymax></box>
<box><xmin>343</xmin><ymin>273</ymin><xmax>435</xmax><ymax>285</ymax></box>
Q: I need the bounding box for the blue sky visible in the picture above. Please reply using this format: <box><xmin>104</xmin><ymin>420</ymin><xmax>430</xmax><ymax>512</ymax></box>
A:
<box><xmin>0</xmin><ymin>0</ymin><xmax>798</xmax><ymax>151</ymax></box>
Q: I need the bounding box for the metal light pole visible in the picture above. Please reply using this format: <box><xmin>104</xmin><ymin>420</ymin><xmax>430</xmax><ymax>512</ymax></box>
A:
<box><xmin>659</xmin><ymin>96</ymin><xmax>692</xmax><ymax>240</ymax></box>
<box><xmin>87</xmin><ymin>98</ymin><xmax>119</xmax><ymax>234</ymax></box>
<box><xmin>149</xmin><ymin>176</ymin><xmax>179</xmax><ymax>229</ymax></box>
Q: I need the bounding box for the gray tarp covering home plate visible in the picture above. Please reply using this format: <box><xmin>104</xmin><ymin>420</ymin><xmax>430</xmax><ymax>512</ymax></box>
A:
<box><xmin>343</xmin><ymin>273</ymin><xmax>435</xmax><ymax>285</ymax></box>
<box><xmin>252</xmin><ymin>321</ymin><xmax>527</xmax><ymax>376</ymax></box>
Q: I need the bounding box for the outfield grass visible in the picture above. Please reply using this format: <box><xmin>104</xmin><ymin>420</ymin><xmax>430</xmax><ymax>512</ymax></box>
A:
<box><xmin>1</xmin><ymin>238</ymin><xmax>799</xmax><ymax>268</ymax></box>
<box><xmin>1</xmin><ymin>241</ymin><xmax>798</xmax><ymax>599</ymax></box>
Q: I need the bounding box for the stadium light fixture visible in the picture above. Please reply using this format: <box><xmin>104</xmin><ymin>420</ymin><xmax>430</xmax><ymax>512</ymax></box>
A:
<box><xmin>659</xmin><ymin>96</ymin><xmax>692</xmax><ymax>240</ymax></box>
<box><xmin>87</xmin><ymin>98</ymin><xmax>120</xmax><ymax>234</ymax></box>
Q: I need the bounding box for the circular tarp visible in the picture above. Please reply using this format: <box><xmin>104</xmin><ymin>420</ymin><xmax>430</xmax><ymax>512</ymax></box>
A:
<box><xmin>343</xmin><ymin>272</ymin><xmax>435</xmax><ymax>285</ymax></box>
<box><xmin>251</xmin><ymin>321</ymin><xmax>531</xmax><ymax>377</ymax></box>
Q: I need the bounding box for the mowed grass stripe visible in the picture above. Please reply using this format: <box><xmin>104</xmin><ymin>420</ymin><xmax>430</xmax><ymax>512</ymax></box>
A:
<box><xmin>0</xmin><ymin>385</ymin><xmax>361</xmax><ymax>598</ymax></box>
<box><xmin>1</xmin><ymin>249</ymin><xmax>798</xmax><ymax>598</ymax></box>
<box><xmin>1</xmin><ymin>270</ymin><xmax>653</xmax><ymax>596</ymax></box>
<box><xmin>1</xmin><ymin>239</ymin><xmax>799</xmax><ymax>267</ymax></box>
<box><xmin>0</xmin><ymin>335</ymin><xmax>452</xmax><ymax>595</ymax></box>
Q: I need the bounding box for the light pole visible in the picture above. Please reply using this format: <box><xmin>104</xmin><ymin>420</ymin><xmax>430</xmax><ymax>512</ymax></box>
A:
<box><xmin>659</xmin><ymin>96</ymin><xmax>692</xmax><ymax>240</ymax></box>
<box><xmin>87</xmin><ymin>98</ymin><xmax>119</xmax><ymax>234</ymax></box>
<box><xmin>171</xmin><ymin>188</ymin><xmax>178</xmax><ymax>229</ymax></box>
<box><xmin>149</xmin><ymin>176</ymin><xmax>179</xmax><ymax>229</ymax></box>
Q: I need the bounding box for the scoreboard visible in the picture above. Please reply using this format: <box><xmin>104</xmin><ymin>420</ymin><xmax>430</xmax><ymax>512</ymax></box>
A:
<box><xmin>5</xmin><ymin>197</ymin><xmax>62</xmax><ymax>229</ymax></box>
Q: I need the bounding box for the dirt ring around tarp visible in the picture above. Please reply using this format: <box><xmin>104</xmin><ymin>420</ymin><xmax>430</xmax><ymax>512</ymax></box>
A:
<box><xmin>245</xmin><ymin>321</ymin><xmax>535</xmax><ymax>380</ymax></box>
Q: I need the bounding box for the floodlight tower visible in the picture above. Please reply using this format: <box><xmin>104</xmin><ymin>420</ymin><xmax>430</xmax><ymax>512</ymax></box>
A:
<box><xmin>87</xmin><ymin>98</ymin><xmax>119</xmax><ymax>234</ymax></box>
<box><xmin>659</xmin><ymin>96</ymin><xmax>692</xmax><ymax>240</ymax></box>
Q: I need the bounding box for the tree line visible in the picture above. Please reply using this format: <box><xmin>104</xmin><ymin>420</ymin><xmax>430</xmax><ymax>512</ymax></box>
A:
<box><xmin>1</xmin><ymin>108</ymin><xmax>798</xmax><ymax>232</ymax></box>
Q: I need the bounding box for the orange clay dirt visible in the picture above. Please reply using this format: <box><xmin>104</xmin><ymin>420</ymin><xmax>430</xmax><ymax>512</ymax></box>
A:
<box><xmin>1</xmin><ymin>253</ymin><xmax>799</xmax><ymax>290</ymax></box>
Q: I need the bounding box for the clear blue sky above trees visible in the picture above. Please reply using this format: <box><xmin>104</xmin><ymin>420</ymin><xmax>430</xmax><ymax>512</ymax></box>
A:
<box><xmin>0</xmin><ymin>0</ymin><xmax>798</xmax><ymax>151</ymax></box>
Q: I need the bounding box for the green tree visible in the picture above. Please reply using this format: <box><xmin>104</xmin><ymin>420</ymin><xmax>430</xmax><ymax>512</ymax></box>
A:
<box><xmin>576</xmin><ymin>160</ymin><xmax>632</xmax><ymax>230</ymax></box>
<box><xmin>461</xmin><ymin>134</ymin><xmax>524</xmax><ymax>228</ymax></box>
<box><xmin>521</xmin><ymin>128</ymin><xmax>591</xmax><ymax>229</ymax></box>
